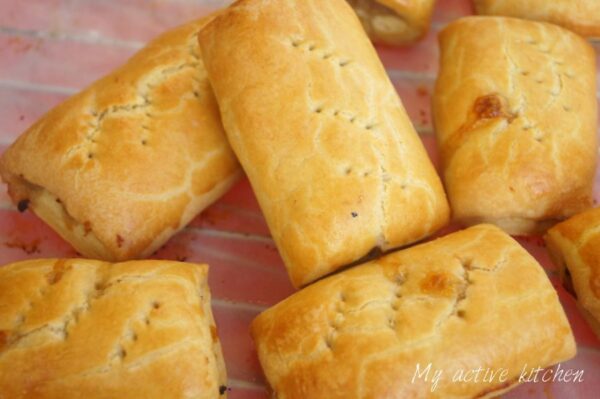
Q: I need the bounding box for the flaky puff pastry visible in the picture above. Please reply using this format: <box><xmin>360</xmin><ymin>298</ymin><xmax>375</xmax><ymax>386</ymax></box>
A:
<box><xmin>473</xmin><ymin>0</ymin><xmax>600</xmax><ymax>38</ymax></box>
<box><xmin>0</xmin><ymin>17</ymin><xmax>241</xmax><ymax>261</ymax></box>
<box><xmin>433</xmin><ymin>16</ymin><xmax>597</xmax><ymax>235</ymax></box>
<box><xmin>545</xmin><ymin>207</ymin><xmax>600</xmax><ymax>339</ymax></box>
<box><xmin>0</xmin><ymin>259</ymin><xmax>226</xmax><ymax>399</ymax></box>
<box><xmin>251</xmin><ymin>224</ymin><xmax>575</xmax><ymax>399</ymax></box>
<box><xmin>348</xmin><ymin>0</ymin><xmax>436</xmax><ymax>45</ymax></box>
<box><xmin>199</xmin><ymin>0</ymin><xmax>449</xmax><ymax>288</ymax></box>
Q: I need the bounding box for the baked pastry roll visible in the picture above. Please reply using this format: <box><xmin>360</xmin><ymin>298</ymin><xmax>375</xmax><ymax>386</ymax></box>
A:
<box><xmin>251</xmin><ymin>224</ymin><xmax>575</xmax><ymax>398</ymax></box>
<box><xmin>473</xmin><ymin>0</ymin><xmax>600</xmax><ymax>38</ymax></box>
<box><xmin>199</xmin><ymin>0</ymin><xmax>450</xmax><ymax>287</ymax></box>
<box><xmin>348</xmin><ymin>0</ymin><xmax>436</xmax><ymax>45</ymax></box>
<box><xmin>545</xmin><ymin>207</ymin><xmax>600</xmax><ymax>338</ymax></box>
<box><xmin>433</xmin><ymin>16</ymin><xmax>597</xmax><ymax>234</ymax></box>
<box><xmin>0</xmin><ymin>17</ymin><xmax>241</xmax><ymax>261</ymax></box>
<box><xmin>0</xmin><ymin>259</ymin><xmax>226</xmax><ymax>398</ymax></box>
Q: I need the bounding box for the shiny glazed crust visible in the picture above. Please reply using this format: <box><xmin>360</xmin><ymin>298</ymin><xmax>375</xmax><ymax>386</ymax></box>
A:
<box><xmin>251</xmin><ymin>224</ymin><xmax>576</xmax><ymax>398</ymax></box>
<box><xmin>0</xmin><ymin>259</ymin><xmax>227</xmax><ymax>398</ymax></box>
<box><xmin>348</xmin><ymin>0</ymin><xmax>436</xmax><ymax>45</ymax></box>
<box><xmin>433</xmin><ymin>16</ymin><xmax>597</xmax><ymax>234</ymax></box>
<box><xmin>0</xmin><ymin>17</ymin><xmax>241</xmax><ymax>261</ymax></box>
<box><xmin>473</xmin><ymin>0</ymin><xmax>600</xmax><ymax>38</ymax></box>
<box><xmin>198</xmin><ymin>0</ymin><xmax>449</xmax><ymax>287</ymax></box>
<box><xmin>545</xmin><ymin>207</ymin><xmax>600</xmax><ymax>339</ymax></box>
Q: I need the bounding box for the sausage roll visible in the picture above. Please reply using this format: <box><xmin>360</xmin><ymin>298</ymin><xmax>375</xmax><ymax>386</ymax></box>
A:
<box><xmin>0</xmin><ymin>18</ymin><xmax>241</xmax><ymax>261</ymax></box>
<box><xmin>251</xmin><ymin>224</ymin><xmax>575</xmax><ymax>398</ymax></box>
<box><xmin>433</xmin><ymin>16</ymin><xmax>597</xmax><ymax>234</ymax></box>
<box><xmin>0</xmin><ymin>259</ymin><xmax>227</xmax><ymax>398</ymax></box>
<box><xmin>199</xmin><ymin>0</ymin><xmax>450</xmax><ymax>287</ymax></box>
<box><xmin>473</xmin><ymin>0</ymin><xmax>600</xmax><ymax>38</ymax></box>
<box><xmin>348</xmin><ymin>0</ymin><xmax>436</xmax><ymax>45</ymax></box>
<box><xmin>545</xmin><ymin>207</ymin><xmax>600</xmax><ymax>339</ymax></box>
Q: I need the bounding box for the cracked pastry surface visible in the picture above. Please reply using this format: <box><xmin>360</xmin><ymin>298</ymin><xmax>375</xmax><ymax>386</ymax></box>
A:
<box><xmin>0</xmin><ymin>17</ymin><xmax>241</xmax><ymax>261</ymax></box>
<box><xmin>545</xmin><ymin>207</ymin><xmax>600</xmax><ymax>339</ymax></box>
<box><xmin>0</xmin><ymin>259</ymin><xmax>226</xmax><ymax>399</ymax></box>
<box><xmin>251</xmin><ymin>224</ymin><xmax>575</xmax><ymax>399</ymax></box>
<box><xmin>347</xmin><ymin>0</ymin><xmax>436</xmax><ymax>45</ymax></box>
<box><xmin>433</xmin><ymin>16</ymin><xmax>597</xmax><ymax>235</ymax></box>
<box><xmin>198</xmin><ymin>0</ymin><xmax>449</xmax><ymax>288</ymax></box>
<box><xmin>473</xmin><ymin>0</ymin><xmax>600</xmax><ymax>38</ymax></box>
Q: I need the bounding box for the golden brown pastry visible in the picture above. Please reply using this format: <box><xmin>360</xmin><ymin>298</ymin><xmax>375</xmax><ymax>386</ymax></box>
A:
<box><xmin>545</xmin><ymin>207</ymin><xmax>600</xmax><ymax>338</ymax></box>
<box><xmin>348</xmin><ymin>0</ymin><xmax>436</xmax><ymax>45</ymax></box>
<box><xmin>198</xmin><ymin>0</ymin><xmax>450</xmax><ymax>288</ymax></box>
<box><xmin>0</xmin><ymin>258</ymin><xmax>227</xmax><ymax>398</ymax></box>
<box><xmin>0</xmin><ymin>17</ymin><xmax>241</xmax><ymax>261</ymax></box>
<box><xmin>433</xmin><ymin>16</ymin><xmax>597</xmax><ymax>235</ymax></box>
<box><xmin>473</xmin><ymin>0</ymin><xmax>600</xmax><ymax>38</ymax></box>
<box><xmin>251</xmin><ymin>224</ymin><xmax>576</xmax><ymax>399</ymax></box>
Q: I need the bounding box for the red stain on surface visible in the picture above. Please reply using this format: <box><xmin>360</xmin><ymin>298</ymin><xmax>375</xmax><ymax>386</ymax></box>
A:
<box><xmin>4</xmin><ymin>239</ymin><xmax>40</xmax><ymax>254</ymax></box>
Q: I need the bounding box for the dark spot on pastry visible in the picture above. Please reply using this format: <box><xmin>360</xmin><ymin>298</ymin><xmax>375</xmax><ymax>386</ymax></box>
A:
<box><xmin>395</xmin><ymin>272</ymin><xmax>407</xmax><ymax>285</ymax></box>
<box><xmin>351</xmin><ymin>212</ymin><xmax>358</xmax><ymax>218</ymax></box>
<box><xmin>17</xmin><ymin>199</ymin><xmax>29</xmax><ymax>213</ymax></box>
<box><xmin>457</xmin><ymin>310</ymin><xmax>466</xmax><ymax>318</ymax></box>
<box><xmin>473</xmin><ymin>94</ymin><xmax>506</xmax><ymax>120</ymax></box>
<box><xmin>152</xmin><ymin>301</ymin><xmax>161</xmax><ymax>310</ymax></box>
<box><xmin>420</xmin><ymin>272</ymin><xmax>453</xmax><ymax>296</ymax></box>
<box><xmin>562</xmin><ymin>267</ymin><xmax>577</xmax><ymax>299</ymax></box>
<box><xmin>0</xmin><ymin>331</ymin><xmax>7</xmax><ymax>350</ymax></box>
<box><xmin>48</xmin><ymin>260</ymin><xmax>69</xmax><ymax>285</ymax></box>
<box><xmin>325</xmin><ymin>337</ymin><xmax>333</xmax><ymax>349</ymax></box>
<box><xmin>56</xmin><ymin>198</ymin><xmax>62</xmax><ymax>204</ymax></box>
<box><xmin>210</xmin><ymin>325</ymin><xmax>218</xmax><ymax>342</ymax></box>
<box><xmin>219</xmin><ymin>385</ymin><xmax>227</xmax><ymax>395</ymax></box>
<box><xmin>83</xmin><ymin>221</ymin><xmax>92</xmax><ymax>236</ymax></box>
<box><xmin>87</xmin><ymin>153</ymin><xmax>94</xmax><ymax>159</ymax></box>
<box><xmin>116</xmin><ymin>235</ymin><xmax>124</xmax><ymax>248</ymax></box>
<box><xmin>141</xmin><ymin>139</ymin><xmax>148</xmax><ymax>145</ymax></box>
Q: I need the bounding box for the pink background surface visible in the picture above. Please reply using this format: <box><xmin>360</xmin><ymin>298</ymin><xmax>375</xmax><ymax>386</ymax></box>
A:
<box><xmin>0</xmin><ymin>0</ymin><xmax>599</xmax><ymax>398</ymax></box>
